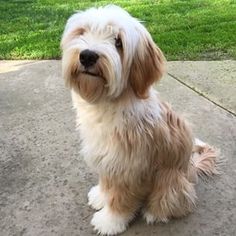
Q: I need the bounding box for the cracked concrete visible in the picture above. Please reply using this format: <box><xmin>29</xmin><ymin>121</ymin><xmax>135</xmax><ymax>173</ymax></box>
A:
<box><xmin>167</xmin><ymin>61</ymin><xmax>236</xmax><ymax>115</ymax></box>
<box><xmin>0</xmin><ymin>60</ymin><xmax>236</xmax><ymax>236</ymax></box>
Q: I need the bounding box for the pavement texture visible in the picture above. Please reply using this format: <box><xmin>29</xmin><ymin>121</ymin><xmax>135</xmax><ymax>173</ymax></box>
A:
<box><xmin>167</xmin><ymin>61</ymin><xmax>236</xmax><ymax>115</ymax></box>
<box><xmin>0</xmin><ymin>60</ymin><xmax>236</xmax><ymax>236</ymax></box>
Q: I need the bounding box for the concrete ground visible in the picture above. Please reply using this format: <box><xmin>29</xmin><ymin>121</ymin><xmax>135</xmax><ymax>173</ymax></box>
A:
<box><xmin>0</xmin><ymin>60</ymin><xmax>235</xmax><ymax>236</ymax></box>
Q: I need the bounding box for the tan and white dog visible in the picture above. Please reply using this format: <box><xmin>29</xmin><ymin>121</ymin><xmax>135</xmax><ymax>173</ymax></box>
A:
<box><xmin>61</xmin><ymin>5</ymin><xmax>219</xmax><ymax>235</ymax></box>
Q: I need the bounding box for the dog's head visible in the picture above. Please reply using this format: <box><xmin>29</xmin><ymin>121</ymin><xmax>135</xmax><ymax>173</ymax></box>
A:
<box><xmin>61</xmin><ymin>5</ymin><xmax>165</xmax><ymax>103</ymax></box>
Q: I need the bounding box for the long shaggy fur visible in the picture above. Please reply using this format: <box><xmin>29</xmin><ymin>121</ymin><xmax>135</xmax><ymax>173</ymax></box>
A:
<box><xmin>61</xmin><ymin>5</ymin><xmax>220</xmax><ymax>235</ymax></box>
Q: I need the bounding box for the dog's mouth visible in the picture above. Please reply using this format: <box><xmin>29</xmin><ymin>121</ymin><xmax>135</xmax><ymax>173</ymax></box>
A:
<box><xmin>82</xmin><ymin>70</ymin><xmax>99</xmax><ymax>77</ymax></box>
<box><xmin>80</xmin><ymin>69</ymin><xmax>106</xmax><ymax>82</ymax></box>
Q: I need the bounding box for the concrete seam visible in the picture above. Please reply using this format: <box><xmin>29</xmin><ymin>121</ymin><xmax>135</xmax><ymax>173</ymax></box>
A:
<box><xmin>167</xmin><ymin>72</ymin><xmax>236</xmax><ymax>117</ymax></box>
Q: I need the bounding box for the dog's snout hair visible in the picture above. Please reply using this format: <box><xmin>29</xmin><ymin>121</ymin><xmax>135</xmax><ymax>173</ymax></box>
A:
<box><xmin>80</xmin><ymin>49</ymin><xmax>99</xmax><ymax>68</ymax></box>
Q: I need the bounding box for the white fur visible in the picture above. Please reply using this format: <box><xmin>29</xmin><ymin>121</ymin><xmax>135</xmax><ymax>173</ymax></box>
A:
<box><xmin>143</xmin><ymin>211</ymin><xmax>168</xmax><ymax>224</ymax></box>
<box><xmin>91</xmin><ymin>206</ymin><xmax>131</xmax><ymax>235</ymax></box>
<box><xmin>88</xmin><ymin>185</ymin><xmax>106</xmax><ymax>210</ymax></box>
<box><xmin>195</xmin><ymin>138</ymin><xmax>206</xmax><ymax>147</ymax></box>
<box><xmin>72</xmin><ymin>88</ymin><xmax>161</xmax><ymax>175</ymax></box>
<box><xmin>143</xmin><ymin>212</ymin><xmax>157</xmax><ymax>224</ymax></box>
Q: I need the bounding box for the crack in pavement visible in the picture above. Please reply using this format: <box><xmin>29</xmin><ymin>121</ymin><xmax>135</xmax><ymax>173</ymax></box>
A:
<box><xmin>168</xmin><ymin>72</ymin><xmax>236</xmax><ymax>117</ymax></box>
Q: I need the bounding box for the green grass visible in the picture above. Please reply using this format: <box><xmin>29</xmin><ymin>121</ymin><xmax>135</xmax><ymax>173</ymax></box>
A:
<box><xmin>0</xmin><ymin>0</ymin><xmax>236</xmax><ymax>60</ymax></box>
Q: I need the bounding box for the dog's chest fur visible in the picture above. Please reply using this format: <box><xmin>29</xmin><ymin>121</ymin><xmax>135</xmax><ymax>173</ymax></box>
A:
<box><xmin>71</xmin><ymin>89</ymin><xmax>162</xmax><ymax>175</ymax></box>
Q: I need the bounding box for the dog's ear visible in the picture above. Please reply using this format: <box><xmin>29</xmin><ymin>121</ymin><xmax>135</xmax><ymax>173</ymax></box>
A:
<box><xmin>129</xmin><ymin>32</ymin><xmax>165</xmax><ymax>99</ymax></box>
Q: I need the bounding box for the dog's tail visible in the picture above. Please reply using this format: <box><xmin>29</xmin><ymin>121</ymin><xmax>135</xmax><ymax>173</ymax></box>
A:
<box><xmin>191</xmin><ymin>139</ymin><xmax>222</xmax><ymax>181</ymax></box>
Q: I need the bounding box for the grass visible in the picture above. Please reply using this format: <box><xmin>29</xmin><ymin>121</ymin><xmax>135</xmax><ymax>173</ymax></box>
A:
<box><xmin>0</xmin><ymin>0</ymin><xmax>236</xmax><ymax>60</ymax></box>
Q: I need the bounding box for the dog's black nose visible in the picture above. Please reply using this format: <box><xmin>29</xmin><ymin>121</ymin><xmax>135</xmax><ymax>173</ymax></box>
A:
<box><xmin>79</xmin><ymin>49</ymin><xmax>99</xmax><ymax>68</ymax></box>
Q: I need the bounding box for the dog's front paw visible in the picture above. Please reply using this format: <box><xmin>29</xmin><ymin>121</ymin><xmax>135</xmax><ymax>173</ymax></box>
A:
<box><xmin>88</xmin><ymin>185</ymin><xmax>105</xmax><ymax>210</ymax></box>
<box><xmin>91</xmin><ymin>207</ymin><xmax>129</xmax><ymax>235</ymax></box>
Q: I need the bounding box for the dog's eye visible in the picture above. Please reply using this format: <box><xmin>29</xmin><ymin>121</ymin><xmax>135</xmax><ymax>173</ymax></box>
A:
<box><xmin>115</xmin><ymin>37</ymin><xmax>122</xmax><ymax>48</ymax></box>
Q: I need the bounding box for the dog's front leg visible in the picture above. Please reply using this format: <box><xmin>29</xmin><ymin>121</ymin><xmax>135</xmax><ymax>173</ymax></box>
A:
<box><xmin>88</xmin><ymin>184</ymin><xmax>106</xmax><ymax>210</ymax></box>
<box><xmin>90</xmin><ymin>176</ymin><xmax>141</xmax><ymax>235</ymax></box>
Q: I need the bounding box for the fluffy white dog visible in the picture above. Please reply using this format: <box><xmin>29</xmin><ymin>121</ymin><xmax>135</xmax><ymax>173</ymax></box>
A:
<box><xmin>61</xmin><ymin>5</ymin><xmax>219</xmax><ymax>235</ymax></box>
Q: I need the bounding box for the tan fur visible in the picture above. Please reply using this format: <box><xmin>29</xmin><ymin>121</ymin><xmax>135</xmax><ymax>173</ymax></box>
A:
<box><xmin>94</xmin><ymin>101</ymin><xmax>219</xmax><ymax>224</ymax></box>
<box><xmin>76</xmin><ymin>73</ymin><xmax>105</xmax><ymax>103</ymax></box>
<box><xmin>192</xmin><ymin>145</ymin><xmax>220</xmax><ymax>179</ymax></box>
<box><xmin>97</xmin><ymin>101</ymin><xmax>200</xmax><ymax>222</ymax></box>
<box><xmin>100</xmin><ymin>175</ymin><xmax>149</xmax><ymax>216</ymax></box>
<box><xmin>129</xmin><ymin>38</ymin><xmax>165</xmax><ymax>98</ymax></box>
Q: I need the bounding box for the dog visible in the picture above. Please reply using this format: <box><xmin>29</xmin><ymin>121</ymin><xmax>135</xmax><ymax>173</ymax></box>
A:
<box><xmin>61</xmin><ymin>5</ymin><xmax>219</xmax><ymax>235</ymax></box>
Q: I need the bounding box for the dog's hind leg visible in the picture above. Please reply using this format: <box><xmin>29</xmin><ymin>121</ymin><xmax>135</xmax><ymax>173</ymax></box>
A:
<box><xmin>143</xmin><ymin>169</ymin><xmax>197</xmax><ymax>224</ymax></box>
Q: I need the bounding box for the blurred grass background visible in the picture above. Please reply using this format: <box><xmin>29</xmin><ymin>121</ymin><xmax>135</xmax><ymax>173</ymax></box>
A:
<box><xmin>0</xmin><ymin>0</ymin><xmax>235</xmax><ymax>60</ymax></box>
